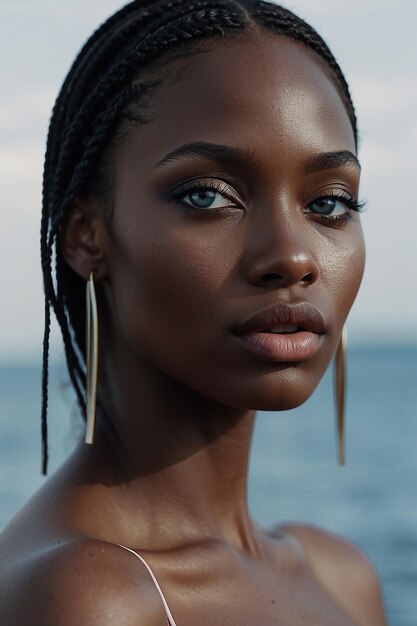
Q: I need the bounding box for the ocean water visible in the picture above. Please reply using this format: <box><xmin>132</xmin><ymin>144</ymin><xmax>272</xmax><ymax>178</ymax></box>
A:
<box><xmin>0</xmin><ymin>347</ymin><xmax>416</xmax><ymax>625</ymax></box>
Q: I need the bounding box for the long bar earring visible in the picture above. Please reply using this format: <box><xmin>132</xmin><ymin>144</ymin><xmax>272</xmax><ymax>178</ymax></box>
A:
<box><xmin>334</xmin><ymin>325</ymin><xmax>347</xmax><ymax>465</ymax></box>
<box><xmin>85</xmin><ymin>271</ymin><xmax>99</xmax><ymax>445</ymax></box>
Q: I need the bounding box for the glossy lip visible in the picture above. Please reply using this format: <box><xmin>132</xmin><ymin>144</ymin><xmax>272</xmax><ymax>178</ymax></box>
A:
<box><xmin>232</xmin><ymin>302</ymin><xmax>326</xmax><ymax>362</ymax></box>
<box><xmin>234</xmin><ymin>301</ymin><xmax>326</xmax><ymax>335</ymax></box>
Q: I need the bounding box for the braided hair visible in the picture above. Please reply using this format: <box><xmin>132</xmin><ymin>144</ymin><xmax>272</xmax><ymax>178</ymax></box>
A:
<box><xmin>40</xmin><ymin>0</ymin><xmax>358</xmax><ymax>474</ymax></box>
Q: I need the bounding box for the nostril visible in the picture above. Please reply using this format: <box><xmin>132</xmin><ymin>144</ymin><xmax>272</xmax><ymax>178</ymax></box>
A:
<box><xmin>262</xmin><ymin>273</ymin><xmax>284</xmax><ymax>282</ymax></box>
<box><xmin>261</xmin><ymin>272</ymin><xmax>314</xmax><ymax>284</ymax></box>
<box><xmin>301</xmin><ymin>272</ymin><xmax>314</xmax><ymax>284</ymax></box>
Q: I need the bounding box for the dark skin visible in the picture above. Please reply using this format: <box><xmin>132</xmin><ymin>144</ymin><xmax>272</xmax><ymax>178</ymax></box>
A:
<box><xmin>0</xmin><ymin>34</ymin><xmax>387</xmax><ymax>625</ymax></box>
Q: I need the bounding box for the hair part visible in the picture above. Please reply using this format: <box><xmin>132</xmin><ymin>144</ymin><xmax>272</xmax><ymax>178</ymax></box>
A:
<box><xmin>40</xmin><ymin>0</ymin><xmax>358</xmax><ymax>474</ymax></box>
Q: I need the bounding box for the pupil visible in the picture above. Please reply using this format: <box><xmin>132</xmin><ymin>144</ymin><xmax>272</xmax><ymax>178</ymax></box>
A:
<box><xmin>190</xmin><ymin>190</ymin><xmax>215</xmax><ymax>208</ymax></box>
<box><xmin>313</xmin><ymin>197</ymin><xmax>336</xmax><ymax>215</ymax></box>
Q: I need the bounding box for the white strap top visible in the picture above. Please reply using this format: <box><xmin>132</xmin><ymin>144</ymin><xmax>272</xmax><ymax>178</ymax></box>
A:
<box><xmin>118</xmin><ymin>544</ymin><xmax>178</xmax><ymax>626</ymax></box>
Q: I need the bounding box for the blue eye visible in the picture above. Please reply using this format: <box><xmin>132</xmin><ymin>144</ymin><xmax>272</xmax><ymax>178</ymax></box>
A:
<box><xmin>187</xmin><ymin>189</ymin><xmax>219</xmax><ymax>209</ymax></box>
<box><xmin>308</xmin><ymin>196</ymin><xmax>349</xmax><ymax>217</ymax></box>
<box><xmin>173</xmin><ymin>179</ymin><xmax>242</xmax><ymax>211</ymax></box>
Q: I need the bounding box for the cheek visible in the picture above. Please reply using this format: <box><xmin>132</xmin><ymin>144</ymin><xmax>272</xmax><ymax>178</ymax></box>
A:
<box><xmin>319</xmin><ymin>223</ymin><xmax>365</xmax><ymax>329</ymax></box>
<box><xmin>107</xmin><ymin>210</ymin><xmax>238</xmax><ymax>375</ymax></box>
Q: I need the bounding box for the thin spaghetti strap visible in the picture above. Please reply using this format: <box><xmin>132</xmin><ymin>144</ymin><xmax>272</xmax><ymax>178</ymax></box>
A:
<box><xmin>118</xmin><ymin>544</ymin><xmax>178</xmax><ymax>626</ymax></box>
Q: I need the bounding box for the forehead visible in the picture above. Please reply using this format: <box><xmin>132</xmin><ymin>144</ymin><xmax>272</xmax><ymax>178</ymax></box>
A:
<box><xmin>120</xmin><ymin>34</ymin><xmax>355</xmax><ymax>169</ymax></box>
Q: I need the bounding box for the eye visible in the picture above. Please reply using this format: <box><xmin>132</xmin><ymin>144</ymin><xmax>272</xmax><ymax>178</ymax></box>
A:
<box><xmin>172</xmin><ymin>179</ymin><xmax>242</xmax><ymax>211</ymax></box>
<box><xmin>306</xmin><ymin>194</ymin><xmax>365</xmax><ymax>219</ymax></box>
<box><xmin>308</xmin><ymin>195</ymin><xmax>349</xmax><ymax>217</ymax></box>
<box><xmin>185</xmin><ymin>188</ymin><xmax>229</xmax><ymax>210</ymax></box>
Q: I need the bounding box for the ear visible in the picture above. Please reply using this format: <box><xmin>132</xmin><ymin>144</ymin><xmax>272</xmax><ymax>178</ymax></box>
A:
<box><xmin>59</xmin><ymin>199</ymin><xmax>109</xmax><ymax>281</ymax></box>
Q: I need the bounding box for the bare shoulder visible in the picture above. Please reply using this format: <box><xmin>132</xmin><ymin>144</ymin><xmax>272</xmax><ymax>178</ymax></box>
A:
<box><xmin>0</xmin><ymin>538</ymin><xmax>168</xmax><ymax>626</ymax></box>
<box><xmin>275</xmin><ymin>522</ymin><xmax>387</xmax><ymax>626</ymax></box>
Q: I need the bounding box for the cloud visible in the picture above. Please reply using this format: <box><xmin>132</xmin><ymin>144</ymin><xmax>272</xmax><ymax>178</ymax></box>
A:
<box><xmin>0</xmin><ymin>142</ymin><xmax>43</xmax><ymax>215</ymax></box>
<box><xmin>0</xmin><ymin>88</ymin><xmax>54</xmax><ymax>140</ymax></box>
<box><xmin>353</xmin><ymin>74</ymin><xmax>417</xmax><ymax>121</ymax></box>
<box><xmin>285</xmin><ymin>0</ymin><xmax>415</xmax><ymax>19</ymax></box>
<box><xmin>344</xmin><ymin>72</ymin><xmax>417</xmax><ymax>185</ymax></box>
<box><xmin>1</xmin><ymin>0</ymin><xmax>123</xmax><ymax>20</ymax></box>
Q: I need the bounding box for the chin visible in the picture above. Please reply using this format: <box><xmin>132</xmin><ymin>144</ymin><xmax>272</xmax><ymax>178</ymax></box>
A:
<box><xmin>249</xmin><ymin>392</ymin><xmax>315</xmax><ymax>412</ymax></box>
<box><xmin>213</xmin><ymin>367</ymin><xmax>325</xmax><ymax>413</ymax></box>
<box><xmin>246</xmin><ymin>388</ymin><xmax>317</xmax><ymax>412</ymax></box>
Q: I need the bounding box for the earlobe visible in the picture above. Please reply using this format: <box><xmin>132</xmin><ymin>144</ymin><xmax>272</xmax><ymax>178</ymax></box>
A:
<box><xmin>59</xmin><ymin>200</ymin><xmax>108</xmax><ymax>281</ymax></box>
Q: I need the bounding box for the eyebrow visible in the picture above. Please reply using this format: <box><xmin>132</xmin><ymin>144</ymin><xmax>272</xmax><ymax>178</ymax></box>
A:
<box><xmin>303</xmin><ymin>150</ymin><xmax>360</xmax><ymax>175</ymax></box>
<box><xmin>156</xmin><ymin>142</ymin><xmax>360</xmax><ymax>176</ymax></box>
<box><xmin>156</xmin><ymin>141</ymin><xmax>258</xmax><ymax>168</ymax></box>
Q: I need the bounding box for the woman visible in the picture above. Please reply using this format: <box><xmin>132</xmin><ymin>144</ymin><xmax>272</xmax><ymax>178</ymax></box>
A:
<box><xmin>0</xmin><ymin>1</ymin><xmax>387</xmax><ymax>624</ymax></box>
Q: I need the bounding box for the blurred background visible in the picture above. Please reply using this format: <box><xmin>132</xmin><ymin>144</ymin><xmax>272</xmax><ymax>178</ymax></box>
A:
<box><xmin>0</xmin><ymin>1</ymin><xmax>416</xmax><ymax>624</ymax></box>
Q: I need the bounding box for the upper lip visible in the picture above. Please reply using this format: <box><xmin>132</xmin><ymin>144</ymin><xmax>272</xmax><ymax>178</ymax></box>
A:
<box><xmin>233</xmin><ymin>302</ymin><xmax>326</xmax><ymax>335</ymax></box>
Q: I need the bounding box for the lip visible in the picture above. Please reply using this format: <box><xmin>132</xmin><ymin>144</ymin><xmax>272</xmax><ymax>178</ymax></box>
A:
<box><xmin>232</xmin><ymin>302</ymin><xmax>326</xmax><ymax>362</ymax></box>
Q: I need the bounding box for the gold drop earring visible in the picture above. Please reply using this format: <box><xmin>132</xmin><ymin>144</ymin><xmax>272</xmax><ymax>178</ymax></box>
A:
<box><xmin>85</xmin><ymin>271</ymin><xmax>99</xmax><ymax>445</ymax></box>
<box><xmin>334</xmin><ymin>325</ymin><xmax>347</xmax><ymax>465</ymax></box>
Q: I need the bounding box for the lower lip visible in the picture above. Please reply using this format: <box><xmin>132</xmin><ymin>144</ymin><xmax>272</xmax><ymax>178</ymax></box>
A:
<box><xmin>234</xmin><ymin>331</ymin><xmax>322</xmax><ymax>362</ymax></box>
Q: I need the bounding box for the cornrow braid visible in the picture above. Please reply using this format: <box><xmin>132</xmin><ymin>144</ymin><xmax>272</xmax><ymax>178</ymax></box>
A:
<box><xmin>40</xmin><ymin>0</ymin><xmax>358</xmax><ymax>473</ymax></box>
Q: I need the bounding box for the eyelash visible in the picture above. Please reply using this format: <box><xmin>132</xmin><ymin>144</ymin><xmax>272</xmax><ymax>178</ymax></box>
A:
<box><xmin>170</xmin><ymin>179</ymin><xmax>366</xmax><ymax>225</ymax></box>
<box><xmin>306</xmin><ymin>192</ymin><xmax>366</xmax><ymax>227</ymax></box>
<box><xmin>171</xmin><ymin>178</ymin><xmax>240</xmax><ymax>213</ymax></box>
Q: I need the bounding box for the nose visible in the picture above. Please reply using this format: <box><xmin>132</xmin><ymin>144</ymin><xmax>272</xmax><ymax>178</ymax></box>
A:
<box><xmin>244</xmin><ymin>213</ymin><xmax>320</xmax><ymax>289</ymax></box>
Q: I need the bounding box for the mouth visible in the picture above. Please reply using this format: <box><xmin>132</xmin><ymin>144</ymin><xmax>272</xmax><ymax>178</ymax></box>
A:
<box><xmin>261</xmin><ymin>325</ymin><xmax>301</xmax><ymax>334</ymax></box>
<box><xmin>232</xmin><ymin>303</ymin><xmax>326</xmax><ymax>362</ymax></box>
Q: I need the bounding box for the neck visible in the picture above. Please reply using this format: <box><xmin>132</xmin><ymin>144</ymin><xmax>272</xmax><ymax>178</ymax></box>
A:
<box><xmin>77</xmin><ymin>350</ymin><xmax>259</xmax><ymax>554</ymax></box>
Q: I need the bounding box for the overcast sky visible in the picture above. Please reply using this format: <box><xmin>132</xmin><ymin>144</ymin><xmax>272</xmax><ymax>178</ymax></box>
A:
<box><xmin>1</xmin><ymin>0</ymin><xmax>416</xmax><ymax>363</ymax></box>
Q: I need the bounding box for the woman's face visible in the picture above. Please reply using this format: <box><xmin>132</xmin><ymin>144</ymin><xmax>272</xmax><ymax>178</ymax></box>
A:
<box><xmin>102</xmin><ymin>34</ymin><xmax>365</xmax><ymax>411</ymax></box>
